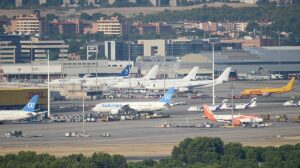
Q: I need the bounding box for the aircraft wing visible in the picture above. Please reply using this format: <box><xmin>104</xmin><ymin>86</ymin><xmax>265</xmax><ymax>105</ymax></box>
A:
<box><xmin>36</xmin><ymin>111</ymin><xmax>48</xmax><ymax>114</ymax></box>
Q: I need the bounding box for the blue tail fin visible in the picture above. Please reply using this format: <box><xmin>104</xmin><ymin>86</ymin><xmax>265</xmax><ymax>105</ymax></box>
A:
<box><xmin>159</xmin><ymin>87</ymin><xmax>175</xmax><ymax>103</ymax></box>
<box><xmin>22</xmin><ymin>95</ymin><xmax>39</xmax><ymax>112</ymax></box>
<box><xmin>119</xmin><ymin>65</ymin><xmax>131</xmax><ymax>76</ymax></box>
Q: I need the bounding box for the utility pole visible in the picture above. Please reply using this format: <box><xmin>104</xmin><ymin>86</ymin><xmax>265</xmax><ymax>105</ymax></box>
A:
<box><xmin>82</xmin><ymin>84</ymin><xmax>85</xmax><ymax>135</ymax></box>
<box><xmin>18</xmin><ymin>68</ymin><xmax>21</xmax><ymax>88</ymax></box>
<box><xmin>230</xmin><ymin>84</ymin><xmax>235</xmax><ymax>126</ymax></box>
<box><xmin>47</xmin><ymin>50</ymin><xmax>51</xmax><ymax>118</ymax></box>
<box><xmin>212</xmin><ymin>42</ymin><xmax>215</xmax><ymax>105</ymax></box>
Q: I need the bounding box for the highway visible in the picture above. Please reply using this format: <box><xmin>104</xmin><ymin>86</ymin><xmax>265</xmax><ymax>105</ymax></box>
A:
<box><xmin>0</xmin><ymin>80</ymin><xmax>299</xmax><ymax>158</ymax></box>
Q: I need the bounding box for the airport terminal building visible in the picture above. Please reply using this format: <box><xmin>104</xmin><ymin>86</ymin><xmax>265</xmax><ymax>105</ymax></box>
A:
<box><xmin>0</xmin><ymin>46</ymin><xmax>300</xmax><ymax>81</ymax></box>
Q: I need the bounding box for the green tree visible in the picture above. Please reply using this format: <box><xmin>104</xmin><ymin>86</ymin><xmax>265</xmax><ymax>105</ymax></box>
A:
<box><xmin>223</xmin><ymin>143</ymin><xmax>245</xmax><ymax>160</ymax></box>
<box><xmin>92</xmin><ymin>12</ymin><xmax>108</xmax><ymax>21</ymax></box>
<box><xmin>112</xmin><ymin>154</ymin><xmax>127</xmax><ymax>168</ymax></box>
<box><xmin>46</xmin><ymin>14</ymin><xmax>59</xmax><ymax>21</ymax></box>
<box><xmin>80</xmin><ymin>12</ymin><xmax>92</xmax><ymax>20</ymax></box>
<box><xmin>246</xmin><ymin>21</ymin><xmax>260</xmax><ymax>32</ymax></box>
<box><xmin>91</xmin><ymin>152</ymin><xmax>113</xmax><ymax>168</ymax></box>
<box><xmin>0</xmin><ymin>25</ymin><xmax>4</xmax><ymax>35</ymax></box>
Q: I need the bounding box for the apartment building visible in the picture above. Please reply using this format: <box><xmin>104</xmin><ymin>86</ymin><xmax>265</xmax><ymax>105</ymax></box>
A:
<box><xmin>50</xmin><ymin>19</ymin><xmax>90</xmax><ymax>35</ymax></box>
<box><xmin>92</xmin><ymin>17</ymin><xmax>124</xmax><ymax>36</ymax></box>
<box><xmin>10</xmin><ymin>14</ymin><xmax>46</xmax><ymax>35</ymax></box>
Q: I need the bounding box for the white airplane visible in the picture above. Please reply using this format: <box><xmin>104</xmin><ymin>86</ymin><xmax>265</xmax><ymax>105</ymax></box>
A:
<box><xmin>283</xmin><ymin>99</ymin><xmax>300</xmax><ymax>107</ymax></box>
<box><xmin>84</xmin><ymin>65</ymin><xmax>159</xmax><ymax>89</ymax></box>
<box><xmin>202</xmin><ymin>104</ymin><xmax>263</xmax><ymax>126</ymax></box>
<box><xmin>231</xmin><ymin>97</ymin><xmax>257</xmax><ymax>110</ymax></box>
<box><xmin>0</xmin><ymin>95</ymin><xmax>40</xmax><ymax>122</ymax></box>
<box><xmin>51</xmin><ymin>65</ymin><xmax>131</xmax><ymax>85</ymax></box>
<box><xmin>112</xmin><ymin>66</ymin><xmax>198</xmax><ymax>89</ymax></box>
<box><xmin>92</xmin><ymin>87</ymin><xmax>175</xmax><ymax>114</ymax></box>
<box><xmin>144</xmin><ymin>67</ymin><xmax>232</xmax><ymax>92</ymax></box>
<box><xmin>187</xmin><ymin>99</ymin><xmax>228</xmax><ymax>112</ymax></box>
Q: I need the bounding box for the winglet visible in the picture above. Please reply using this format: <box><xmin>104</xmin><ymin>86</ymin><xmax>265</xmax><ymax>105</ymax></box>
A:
<box><xmin>183</xmin><ymin>66</ymin><xmax>199</xmax><ymax>81</ymax></box>
<box><xmin>22</xmin><ymin>95</ymin><xmax>39</xmax><ymax>112</ymax></box>
<box><xmin>120</xmin><ymin>65</ymin><xmax>131</xmax><ymax>76</ymax></box>
<box><xmin>159</xmin><ymin>87</ymin><xmax>175</xmax><ymax>103</ymax></box>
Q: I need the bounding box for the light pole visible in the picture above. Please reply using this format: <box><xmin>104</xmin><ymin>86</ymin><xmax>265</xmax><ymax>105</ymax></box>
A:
<box><xmin>47</xmin><ymin>50</ymin><xmax>51</xmax><ymax>118</ymax></box>
<box><xmin>17</xmin><ymin>68</ymin><xmax>21</xmax><ymax>88</ymax></box>
<box><xmin>30</xmin><ymin>41</ymin><xmax>33</xmax><ymax>85</ymax></box>
<box><xmin>96</xmin><ymin>46</ymin><xmax>98</xmax><ymax>91</ymax></box>
<box><xmin>278</xmin><ymin>31</ymin><xmax>281</xmax><ymax>66</ymax></box>
<box><xmin>82</xmin><ymin>84</ymin><xmax>85</xmax><ymax>135</ymax></box>
<box><xmin>163</xmin><ymin>55</ymin><xmax>166</xmax><ymax>94</ymax></box>
<box><xmin>212</xmin><ymin>42</ymin><xmax>215</xmax><ymax>105</ymax></box>
<box><xmin>230</xmin><ymin>84</ymin><xmax>235</xmax><ymax>126</ymax></box>
<box><xmin>128</xmin><ymin>42</ymin><xmax>131</xmax><ymax>90</ymax></box>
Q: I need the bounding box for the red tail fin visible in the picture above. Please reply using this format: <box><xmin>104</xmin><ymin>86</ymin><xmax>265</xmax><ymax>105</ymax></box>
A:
<box><xmin>202</xmin><ymin>105</ymin><xmax>216</xmax><ymax>121</ymax></box>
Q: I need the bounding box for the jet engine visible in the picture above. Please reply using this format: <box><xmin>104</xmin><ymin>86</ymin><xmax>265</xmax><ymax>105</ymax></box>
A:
<box><xmin>178</xmin><ymin>87</ymin><xmax>189</xmax><ymax>92</ymax></box>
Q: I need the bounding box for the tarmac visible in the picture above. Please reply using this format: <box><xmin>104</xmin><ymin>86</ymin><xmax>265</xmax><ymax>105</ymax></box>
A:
<box><xmin>0</xmin><ymin>80</ymin><xmax>300</xmax><ymax>159</ymax></box>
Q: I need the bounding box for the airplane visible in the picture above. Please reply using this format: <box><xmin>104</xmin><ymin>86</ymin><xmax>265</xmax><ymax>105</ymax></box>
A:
<box><xmin>187</xmin><ymin>99</ymin><xmax>228</xmax><ymax>112</ymax></box>
<box><xmin>0</xmin><ymin>95</ymin><xmax>41</xmax><ymax>122</ymax></box>
<box><xmin>112</xmin><ymin>66</ymin><xmax>199</xmax><ymax>89</ymax></box>
<box><xmin>202</xmin><ymin>104</ymin><xmax>263</xmax><ymax>126</ymax></box>
<box><xmin>144</xmin><ymin>67</ymin><xmax>232</xmax><ymax>92</ymax></box>
<box><xmin>241</xmin><ymin>77</ymin><xmax>296</xmax><ymax>96</ymax></box>
<box><xmin>283</xmin><ymin>99</ymin><xmax>300</xmax><ymax>107</ymax></box>
<box><xmin>84</xmin><ymin>65</ymin><xmax>159</xmax><ymax>89</ymax></box>
<box><xmin>92</xmin><ymin>87</ymin><xmax>175</xmax><ymax>114</ymax></box>
<box><xmin>231</xmin><ymin>97</ymin><xmax>257</xmax><ymax>110</ymax></box>
<box><xmin>51</xmin><ymin>65</ymin><xmax>131</xmax><ymax>85</ymax></box>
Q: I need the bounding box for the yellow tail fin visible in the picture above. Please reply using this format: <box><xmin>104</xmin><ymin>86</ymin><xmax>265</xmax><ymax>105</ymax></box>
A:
<box><xmin>283</xmin><ymin>77</ymin><xmax>295</xmax><ymax>91</ymax></box>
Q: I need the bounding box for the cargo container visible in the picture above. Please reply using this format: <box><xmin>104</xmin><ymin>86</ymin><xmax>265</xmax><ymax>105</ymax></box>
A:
<box><xmin>0</xmin><ymin>88</ymin><xmax>47</xmax><ymax>110</ymax></box>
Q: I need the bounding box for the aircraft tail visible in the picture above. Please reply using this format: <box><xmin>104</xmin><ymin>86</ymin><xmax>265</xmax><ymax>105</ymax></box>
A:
<box><xmin>142</xmin><ymin>65</ymin><xmax>159</xmax><ymax>80</ymax></box>
<box><xmin>215</xmin><ymin>67</ymin><xmax>232</xmax><ymax>84</ymax></box>
<box><xmin>159</xmin><ymin>87</ymin><xmax>175</xmax><ymax>103</ymax></box>
<box><xmin>220</xmin><ymin>99</ymin><xmax>228</xmax><ymax>109</ymax></box>
<box><xmin>246</xmin><ymin>97</ymin><xmax>257</xmax><ymax>109</ymax></box>
<box><xmin>22</xmin><ymin>95</ymin><xmax>39</xmax><ymax>112</ymax></box>
<box><xmin>119</xmin><ymin>65</ymin><xmax>131</xmax><ymax>76</ymax></box>
<box><xmin>182</xmin><ymin>66</ymin><xmax>199</xmax><ymax>81</ymax></box>
<box><xmin>202</xmin><ymin>105</ymin><xmax>216</xmax><ymax>121</ymax></box>
<box><xmin>282</xmin><ymin>77</ymin><xmax>295</xmax><ymax>92</ymax></box>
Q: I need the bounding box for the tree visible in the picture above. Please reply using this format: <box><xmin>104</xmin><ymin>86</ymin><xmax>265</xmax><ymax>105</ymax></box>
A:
<box><xmin>80</xmin><ymin>12</ymin><xmax>92</xmax><ymax>21</ymax></box>
<box><xmin>92</xmin><ymin>12</ymin><xmax>108</xmax><ymax>21</ymax></box>
<box><xmin>246</xmin><ymin>21</ymin><xmax>260</xmax><ymax>33</ymax></box>
<box><xmin>46</xmin><ymin>14</ymin><xmax>59</xmax><ymax>21</ymax></box>
<box><xmin>223</xmin><ymin>143</ymin><xmax>245</xmax><ymax>160</ymax></box>
<box><xmin>91</xmin><ymin>152</ymin><xmax>113</xmax><ymax>168</ymax></box>
<box><xmin>112</xmin><ymin>154</ymin><xmax>127</xmax><ymax>168</ymax></box>
<box><xmin>0</xmin><ymin>25</ymin><xmax>4</xmax><ymax>35</ymax></box>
